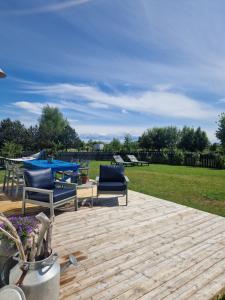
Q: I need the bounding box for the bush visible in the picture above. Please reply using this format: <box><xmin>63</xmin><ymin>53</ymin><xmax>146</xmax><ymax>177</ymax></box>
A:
<box><xmin>168</xmin><ymin>150</ymin><xmax>184</xmax><ymax>165</ymax></box>
<box><xmin>214</xmin><ymin>153</ymin><xmax>225</xmax><ymax>169</ymax></box>
<box><xmin>1</xmin><ymin>141</ymin><xmax>23</xmax><ymax>158</ymax></box>
<box><xmin>148</xmin><ymin>151</ymin><xmax>168</xmax><ymax>164</ymax></box>
<box><xmin>184</xmin><ymin>152</ymin><xmax>200</xmax><ymax>166</ymax></box>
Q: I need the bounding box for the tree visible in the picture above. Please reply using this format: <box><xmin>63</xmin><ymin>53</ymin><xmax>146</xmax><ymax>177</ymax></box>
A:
<box><xmin>216</xmin><ymin>113</ymin><xmax>225</xmax><ymax>150</ymax></box>
<box><xmin>165</xmin><ymin>126</ymin><xmax>180</xmax><ymax>150</ymax></box>
<box><xmin>38</xmin><ymin>106</ymin><xmax>68</xmax><ymax>149</ymax></box>
<box><xmin>179</xmin><ymin>126</ymin><xmax>195</xmax><ymax>151</ymax></box>
<box><xmin>123</xmin><ymin>134</ymin><xmax>132</xmax><ymax>152</ymax></box>
<box><xmin>59</xmin><ymin>125</ymin><xmax>82</xmax><ymax>150</ymax></box>
<box><xmin>179</xmin><ymin>126</ymin><xmax>209</xmax><ymax>152</ymax></box>
<box><xmin>1</xmin><ymin>141</ymin><xmax>23</xmax><ymax>158</ymax></box>
<box><xmin>139</xmin><ymin>127</ymin><xmax>177</xmax><ymax>150</ymax></box>
<box><xmin>0</xmin><ymin>118</ymin><xmax>27</xmax><ymax>149</ymax></box>
<box><xmin>25</xmin><ymin>125</ymin><xmax>39</xmax><ymax>152</ymax></box>
<box><xmin>193</xmin><ymin>127</ymin><xmax>209</xmax><ymax>151</ymax></box>
<box><xmin>138</xmin><ymin>129</ymin><xmax>153</xmax><ymax>150</ymax></box>
<box><xmin>105</xmin><ymin>138</ymin><xmax>122</xmax><ymax>152</ymax></box>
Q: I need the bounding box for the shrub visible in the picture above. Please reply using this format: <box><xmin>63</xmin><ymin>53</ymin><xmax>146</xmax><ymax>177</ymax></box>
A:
<box><xmin>1</xmin><ymin>141</ymin><xmax>23</xmax><ymax>158</ymax></box>
<box><xmin>148</xmin><ymin>151</ymin><xmax>168</xmax><ymax>164</ymax></box>
<box><xmin>169</xmin><ymin>150</ymin><xmax>184</xmax><ymax>165</ymax></box>
<box><xmin>184</xmin><ymin>152</ymin><xmax>200</xmax><ymax>166</ymax></box>
<box><xmin>214</xmin><ymin>153</ymin><xmax>225</xmax><ymax>169</ymax></box>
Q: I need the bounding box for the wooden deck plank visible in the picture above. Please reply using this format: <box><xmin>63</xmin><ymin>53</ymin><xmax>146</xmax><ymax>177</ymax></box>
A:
<box><xmin>1</xmin><ymin>188</ymin><xmax>225</xmax><ymax>300</ymax></box>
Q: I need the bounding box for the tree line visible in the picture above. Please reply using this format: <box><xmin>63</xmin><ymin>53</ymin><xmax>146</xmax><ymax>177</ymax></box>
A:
<box><xmin>0</xmin><ymin>106</ymin><xmax>82</xmax><ymax>157</ymax></box>
<box><xmin>1</xmin><ymin>105</ymin><xmax>225</xmax><ymax>157</ymax></box>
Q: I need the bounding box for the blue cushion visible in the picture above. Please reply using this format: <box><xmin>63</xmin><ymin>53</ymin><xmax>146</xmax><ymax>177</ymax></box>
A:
<box><xmin>28</xmin><ymin>187</ymin><xmax>76</xmax><ymax>203</ymax></box>
<box><xmin>98</xmin><ymin>182</ymin><xmax>126</xmax><ymax>192</ymax></box>
<box><xmin>24</xmin><ymin>168</ymin><xmax>54</xmax><ymax>189</ymax></box>
<box><xmin>100</xmin><ymin>165</ymin><xmax>124</xmax><ymax>182</ymax></box>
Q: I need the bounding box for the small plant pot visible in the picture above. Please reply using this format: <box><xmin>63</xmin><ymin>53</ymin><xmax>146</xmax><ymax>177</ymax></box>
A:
<box><xmin>81</xmin><ymin>175</ymin><xmax>88</xmax><ymax>184</ymax></box>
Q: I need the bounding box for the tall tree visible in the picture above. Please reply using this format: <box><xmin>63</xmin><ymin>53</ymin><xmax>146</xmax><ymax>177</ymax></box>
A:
<box><xmin>105</xmin><ymin>138</ymin><xmax>122</xmax><ymax>152</ymax></box>
<box><xmin>38</xmin><ymin>106</ymin><xmax>68</xmax><ymax>148</ymax></box>
<box><xmin>165</xmin><ymin>126</ymin><xmax>181</xmax><ymax>150</ymax></box>
<box><xmin>216</xmin><ymin>113</ymin><xmax>225</xmax><ymax>150</ymax></box>
<box><xmin>179</xmin><ymin>126</ymin><xmax>195</xmax><ymax>151</ymax></box>
<box><xmin>59</xmin><ymin>125</ymin><xmax>82</xmax><ymax>150</ymax></box>
<box><xmin>0</xmin><ymin>118</ymin><xmax>27</xmax><ymax>149</ymax></box>
<box><xmin>194</xmin><ymin>127</ymin><xmax>209</xmax><ymax>151</ymax></box>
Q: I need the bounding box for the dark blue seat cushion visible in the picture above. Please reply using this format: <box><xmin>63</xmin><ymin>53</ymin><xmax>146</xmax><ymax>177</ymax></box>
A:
<box><xmin>28</xmin><ymin>187</ymin><xmax>76</xmax><ymax>203</ymax></box>
<box><xmin>100</xmin><ymin>165</ymin><xmax>125</xmax><ymax>183</ymax></box>
<box><xmin>24</xmin><ymin>168</ymin><xmax>54</xmax><ymax>189</ymax></box>
<box><xmin>98</xmin><ymin>182</ymin><xmax>126</xmax><ymax>192</ymax></box>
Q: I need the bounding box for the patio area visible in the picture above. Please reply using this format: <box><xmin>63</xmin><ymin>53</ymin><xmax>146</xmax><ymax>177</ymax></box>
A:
<box><xmin>1</xmin><ymin>188</ymin><xmax>225</xmax><ymax>300</ymax></box>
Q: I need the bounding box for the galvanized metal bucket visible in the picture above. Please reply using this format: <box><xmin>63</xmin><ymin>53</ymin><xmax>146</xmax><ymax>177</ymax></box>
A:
<box><xmin>9</xmin><ymin>253</ymin><xmax>60</xmax><ymax>300</ymax></box>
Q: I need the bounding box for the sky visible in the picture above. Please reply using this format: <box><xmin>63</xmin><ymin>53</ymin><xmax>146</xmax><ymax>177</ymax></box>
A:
<box><xmin>1</xmin><ymin>0</ymin><xmax>225</xmax><ymax>142</ymax></box>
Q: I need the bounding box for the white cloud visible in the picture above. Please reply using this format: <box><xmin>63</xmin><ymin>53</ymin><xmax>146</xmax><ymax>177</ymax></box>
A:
<box><xmin>88</xmin><ymin>102</ymin><xmax>109</xmax><ymax>109</ymax></box>
<box><xmin>1</xmin><ymin>0</ymin><xmax>93</xmax><ymax>15</ymax></box>
<box><xmin>14</xmin><ymin>101</ymin><xmax>44</xmax><ymax>115</ymax></box>
<box><xmin>23</xmin><ymin>82</ymin><xmax>219</xmax><ymax>120</ymax></box>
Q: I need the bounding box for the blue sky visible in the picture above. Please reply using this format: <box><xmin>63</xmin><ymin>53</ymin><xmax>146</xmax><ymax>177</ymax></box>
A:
<box><xmin>1</xmin><ymin>0</ymin><xmax>225</xmax><ymax>141</ymax></box>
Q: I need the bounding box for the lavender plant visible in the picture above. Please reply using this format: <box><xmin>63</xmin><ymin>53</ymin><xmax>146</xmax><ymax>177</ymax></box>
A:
<box><xmin>0</xmin><ymin>215</ymin><xmax>39</xmax><ymax>247</ymax></box>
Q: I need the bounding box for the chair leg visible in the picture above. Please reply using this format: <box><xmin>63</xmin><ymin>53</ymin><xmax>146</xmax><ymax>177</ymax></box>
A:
<box><xmin>74</xmin><ymin>195</ymin><xmax>78</xmax><ymax>211</ymax></box>
<box><xmin>50</xmin><ymin>204</ymin><xmax>55</xmax><ymax>219</ymax></box>
<box><xmin>22</xmin><ymin>199</ymin><xmax>26</xmax><ymax>215</ymax></box>
<box><xmin>15</xmin><ymin>180</ymin><xmax>19</xmax><ymax>198</ymax></box>
<box><xmin>3</xmin><ymin>173</ymin><xmax>6</xmax><ymax>191</ymax></box>
<box><xmin>6</xmin><ymin>176</ymin><xmax>10</xmax><ymax>192</ymax></box>
<box><xmin>11</xmin><ymin>178</ymin><xmax>14</xmax><ymax>195</ymax></box>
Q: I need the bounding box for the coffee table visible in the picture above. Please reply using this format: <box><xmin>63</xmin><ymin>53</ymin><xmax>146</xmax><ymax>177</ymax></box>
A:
<box><xmin>77</xmin><ymin>181</ymin><xmax>96</xmax><ymax>208</ymax></box>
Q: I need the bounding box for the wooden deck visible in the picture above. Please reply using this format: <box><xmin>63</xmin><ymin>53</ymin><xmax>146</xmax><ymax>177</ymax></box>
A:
<box><xmin>1</xmin><ymin>188</ymin><xmax>225</xmax><ymax>299</ymax></box>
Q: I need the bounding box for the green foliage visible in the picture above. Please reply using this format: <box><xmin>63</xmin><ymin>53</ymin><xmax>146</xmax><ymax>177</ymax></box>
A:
<box><xmin>179</xmin><ymin>126</ymin><xmax>209</xmax><ymax>152</ymax></box>
<box><xmin>1</xmin><ymin>141</ymin><xmax>23</xmax><ymax>158</ymax></box>
<box><xmin>184</xmin><ymin>151</ymin><xmax>200</xmax><ymax>166</ymax></box>
<box><xmin>216</xmin><ymin>113</ymin><xmax>225</xmax><ymax>150</ymax></box>
<box><xmin>123</xmin><ymin>134</ymin><xmax>138</xmax><ymax>153</ymax></box>
<box><xmin>104</xmin><ymin>138</ymin><xmax>122</xmax><ymax>152</ymax></box>
<box><xmin>194</xmin><ymin>127</ymin><xmax>209</xmax><ymax>151</ymax></box>
<box><xmin>169</xmin><ymin>149</ymin><xmax>184</xmax><ymax>165</ymax></box>
<box><xmin>0</xmin><ymin>119</ymin><xmax>27</xmax><ymax>149</ymax></box>
<box><xmin>179</xmin><ymin>126</ymin><xmax>195</xmax><ymax>151</ymax></box>
<box><xmin>148</xmin><ymin>151</ymin><xmax>168</xmax><ymax>163</ymax></box>
<box><xmin>139</xmin><ymin>127</ymin><xmax>180</xmax><ymax>150</ymax></box>
<box><xmin>38</xmin><ymin>105</ymin><xmax>68</xmax><ymax>148</ymax></box>
<box><xmin>0</xmin><ymin>106</ymin><xmax>82</xmax><ymax>156</ymax></box>
<box><xmin>215</xmin><ymin>154</ymin><xmax>225</xmax><ymax>169</ymax></box>
<box><xmin>59</xmin><ymin>125</ymin><xmax>82</xmax><ymax>150</ymax></box>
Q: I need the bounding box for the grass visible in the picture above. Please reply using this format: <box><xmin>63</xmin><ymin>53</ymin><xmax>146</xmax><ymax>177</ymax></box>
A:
<box><xmin>89</xmin><ymin>161</ymin><xmax>225</xmax><ymax>217</ymax></box>
<box><xmin>1</xmin><ymin>161</ymin><xmax>225</xmax><ymax>217</ymax></box>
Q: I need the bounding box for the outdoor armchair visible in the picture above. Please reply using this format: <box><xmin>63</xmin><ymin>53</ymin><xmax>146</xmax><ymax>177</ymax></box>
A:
<box><xmin>96</xmin><ymin>165</ymin><xmax>129</xmax><ymax>205</ymax></box>
<box><xmin>23</xmin><ymin>168</ymin><xmax>77</xmax><ymax>218</ymax></box>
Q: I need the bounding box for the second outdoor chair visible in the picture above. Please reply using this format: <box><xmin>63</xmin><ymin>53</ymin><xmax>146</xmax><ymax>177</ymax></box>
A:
<box><xmin>96</xmin><ymin>165</ymin><xmax>129</xmax><ymax>205</ymax></box>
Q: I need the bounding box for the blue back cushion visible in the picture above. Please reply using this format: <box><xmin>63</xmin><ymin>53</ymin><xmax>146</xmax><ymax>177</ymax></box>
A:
<box><xmin>100</xmin><ymin>165</ymin><xmax>124</xmax><ymax>182</ymax></box>
<box><xmin>24</xmin><ymin>168</ymin><xmax>54</xmax><ymax>189</ymax></box>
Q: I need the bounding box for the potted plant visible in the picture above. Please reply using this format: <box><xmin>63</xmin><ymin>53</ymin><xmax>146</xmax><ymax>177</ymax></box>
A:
<box><xmin>0</xmin><ymin>213</ymin><xmax>60</xmax><ymax>300</ymax></box>
<box><xmin>81</xmin><ymin>172</ymin><xmax>89</xmax><ymax>184</ymax></box>
<box><xmin>0</xmin><ymin>215</ymin><xmax>39</xmax><ymax>286</ymax></box>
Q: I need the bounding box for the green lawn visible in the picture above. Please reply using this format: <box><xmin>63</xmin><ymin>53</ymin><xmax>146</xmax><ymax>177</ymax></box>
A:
<box><xmin>89</xmin><ymin>161</ymin><xmax>225</xmax><ymax>217</ymax></box>
<box><xmin>1</xmin><ymin>161</ymin><xmax>225</xmax><ymax>217</ymax></box>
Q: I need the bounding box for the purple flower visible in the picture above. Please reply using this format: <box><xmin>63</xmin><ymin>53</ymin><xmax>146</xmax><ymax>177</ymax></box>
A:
<box><xmin>0</xmin><ymin>215</ymin><xmax>39</xmax><ymax>243</ymax></box>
